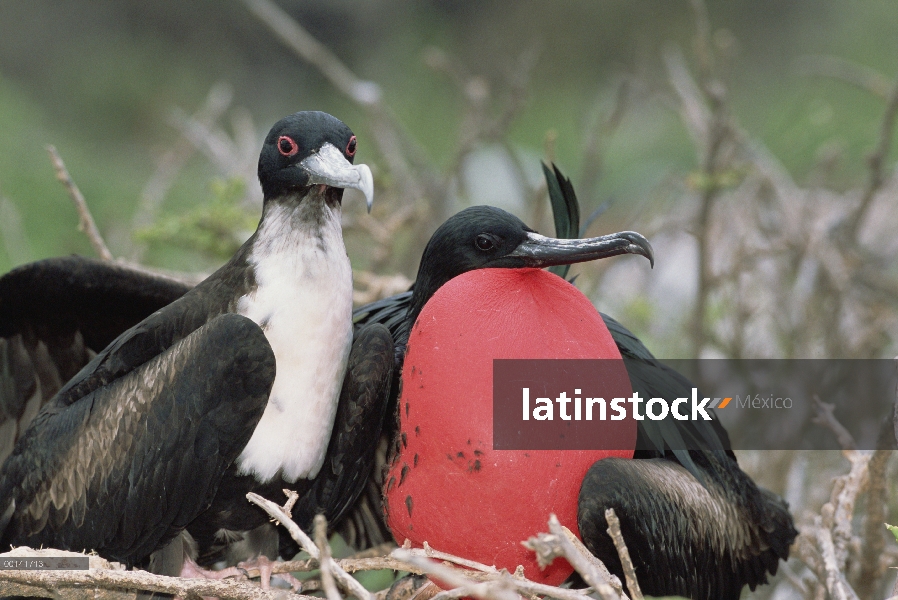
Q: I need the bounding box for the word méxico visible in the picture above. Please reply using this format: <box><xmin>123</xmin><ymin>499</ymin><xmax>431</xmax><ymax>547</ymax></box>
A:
<box><xmin>521</xmin><ymin>388</ymin><xmax>725</xmax><ymax>421</ymax></box>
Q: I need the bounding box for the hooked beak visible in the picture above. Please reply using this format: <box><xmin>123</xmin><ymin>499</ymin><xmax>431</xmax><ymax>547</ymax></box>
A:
<box><xmin>300</xmin><ymin>142</ymin><xmax>375</xmax><ymax>212</ymax></box>
<box><xmin>504</xmin><ymin>231</ymin><xmax>654</xmax><ymax>268</ymax></box>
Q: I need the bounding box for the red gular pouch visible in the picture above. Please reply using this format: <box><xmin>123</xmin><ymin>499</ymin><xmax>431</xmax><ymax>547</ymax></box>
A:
<box><xmin>384</xmin><ymin>268</ymin><xmax>636</xmax><ymax>586</ymax></box>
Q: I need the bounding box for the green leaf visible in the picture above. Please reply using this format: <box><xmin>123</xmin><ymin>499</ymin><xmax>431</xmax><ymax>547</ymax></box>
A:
<box><xmin>885</xmin><ymin>523</ymin><xmax>898</xmax><ymax>542</ymax></box>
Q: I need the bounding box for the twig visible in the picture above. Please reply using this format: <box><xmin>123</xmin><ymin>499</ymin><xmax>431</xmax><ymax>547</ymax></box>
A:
<box><xmin>604</xmin><ymin>509</ymin><xmax>643</xmax><ymax>600</ymax></box>
<box><xmin>794</xmin><ymin>55</ymin><xmax>893</xmax><ymax>99</ymax></box>
<box><xmin>794</xmin><ymin>531</ymin><xmax>828</xmax><ymax>587</ymax></box>
<box><xmin>247</xmin><ymin>494</ymin><xmax>371</xmax><ymax>600</ymax></box>
<box><xmin>0</xmin><ymin>563</ymin><xmax>315</xmax><ymax>600</ymax></box>
<box><xmin>46</xmin><ymin>145</ymin><xmax>113</xmax><ymax>261</ymax></box>
<box><xmin>240</xmin><ymin>0</ymin><xmax>378</xmax><ymax>106</ymax></box>
<box><xmin>391</xmin><ymin>550</ymin><xmax>518</xmax><ymax>600</ymax></box>
<box><xmin>239</xmin><ymin>0</ymin><xmax>437</xmax><ymax>212</ymax></box>
<box><xmin>846</xmin><ymin>71</ymin><xmax>898</xmax><ymax>240</ymax></box>
<box><xmin>829</xmin><ymin>450</ymin><xmax>872</xmax><ymax>568</ymax></box>
<box><xmin>814</xmin><ymin>517</ymin><xmax>860</xmax><ymax>600</ymax></box>
<box><xmin>315</xmin><ymin>515</ymin><xmax>343</xmax><ymax>600</ymax></box>
<box><xmin>553</xmin><ymin>521</ymin><xmax>625</xmax><ymax>600</ymax></box>
<box><xmin>856</xmin><ymin>417</ymin><xmax>895</xmax><ymax>597</ymax></box>
<box><xmin>422</xmin><ymin>543</ymin><xmax>498</xmax><ymax>574</ymax></box>
<box><xmin>282</xmin><ymin>489</ymin><xmax>300</xmax><ymax>518</ymax></box>
<box><xmin>523</xmin><ymin>517</ymin><xmax>624</xmax><ymax>600</ymax></box>
<box><xmin>246</xmin><ymin>492</ymin><xmax>317</xmax><ymax>558</ymax></box>
<box><xmin>811</xmin><ymin>395</ymin><xmax>857</xmax><ymax>451</ymax></box>
<box><xmin>776</xmin><ymin>560</ymin><xmax>811</xmax><ymax>598</ymax></box>
<box><xmin>392</xmin><ymin>549</ymin><xmax>600</xmax><ymax>600</ymax></box>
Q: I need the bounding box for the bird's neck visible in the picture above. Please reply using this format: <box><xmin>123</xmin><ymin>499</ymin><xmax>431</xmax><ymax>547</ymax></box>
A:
<box><xmin>251</xmin><ymin>188</ymin><xmax>343</xmax><ymax>253</ymax></box>
<box><xmin>405</xmin><ymin>270</ymin><xmax>453</xmax><ymax>342</ymax></box>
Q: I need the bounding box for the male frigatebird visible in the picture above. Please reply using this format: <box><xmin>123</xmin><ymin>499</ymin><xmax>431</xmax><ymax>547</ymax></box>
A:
<box><xmin>0</xmin><ymin>111</ymin><xmax>394</xmax><ymax>581</ymax></box>
<box><xmin>346</xmin><ymin>166</ymin><xmax>796</xmax><ymax>600</ymax></box>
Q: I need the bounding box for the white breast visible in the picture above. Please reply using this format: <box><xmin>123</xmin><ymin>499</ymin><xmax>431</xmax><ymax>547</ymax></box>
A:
<box><xmin>236</xmin><ymin>197</ymin><xmax>353</xmax><ymax>483</ymax></box>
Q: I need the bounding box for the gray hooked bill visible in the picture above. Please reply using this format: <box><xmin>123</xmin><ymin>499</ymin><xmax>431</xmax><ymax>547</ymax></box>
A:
<box><xmin>509</xmin><ymin>231</ymin><xmax>654</xmax><ymax>268</ymax></box>
<box><xmin>300</xmin><ymin>142</ymin><xmax>375</xmax><ymax>212</ymax></box>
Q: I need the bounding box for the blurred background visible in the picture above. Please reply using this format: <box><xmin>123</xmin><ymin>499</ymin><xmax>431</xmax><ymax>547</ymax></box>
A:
<box><xmin>2</xmin><ymin>1</ymin><xmax>898</xmax><ymax>597</ymax></box>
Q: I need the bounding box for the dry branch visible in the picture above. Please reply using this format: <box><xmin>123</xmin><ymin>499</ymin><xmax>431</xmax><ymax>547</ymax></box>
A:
<box><xmin>46</xmin><ymin>144</ymin><xmax>113</xmax><ymax>261</ymax></box>
<box><xmin>795</xmin><ymin>55</ymin><xmax>893</xmax><ymax>99</ymax></box>
<box><xmin>524</xmin><ymin>516</ymin><xmax>625</xmax><ymax>600</ymax></box>
<box><xmin>811</xmin><ymin>395</ymin><xmax>857</xmax><ymax>451</ymax></box>
<box><xmin>856</xmin><ymin>416</ymin><xmax>896</xmax><ymax>597</ymax></box>
<box><xmin>0</xmin><ymin>551</ymin><xmax>315</xmax><ymax>600</ymax></box>
<box><xmin>247</xmin><ymin>492</ymin><xmax>317</xmax><ymax>559</ymax></box>
<box><xmin>847</xmin><ymin>71</ymin><xmax>898</xmax><ymax>239</ymax></box>
<box><xmin>316</xmin><ymin>515</ymin><xmax>344</xmax><ymax>600</ymax></box>
<box><xmin>814</xmin><ymin>518</ymin><xmax>860</xmax><ymax>600</ymax></box>
<box><xmin>604</xmin><ymin>509</ymin><xmax>642</xmax><ymax>600</ymax></box>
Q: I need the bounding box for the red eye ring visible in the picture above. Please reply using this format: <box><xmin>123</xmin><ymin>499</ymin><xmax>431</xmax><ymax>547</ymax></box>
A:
<box><xmin>277</xmin><ymin>136</ymin><xmax>299</xmax><ymax>157</ymax></box>
<box><xmin>346</xmin><ymin>135</ymin><xmax>357</xmax><ymax>157</ymax></box>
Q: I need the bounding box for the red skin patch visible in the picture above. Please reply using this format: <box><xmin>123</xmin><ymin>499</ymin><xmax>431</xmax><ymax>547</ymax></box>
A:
<box><xmin>385</xmin><ymin>268</ymin><xmax>635</xmax><ymax>586</ymax></box>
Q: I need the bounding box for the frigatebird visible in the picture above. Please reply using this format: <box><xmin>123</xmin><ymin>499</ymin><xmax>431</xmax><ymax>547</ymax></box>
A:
<box><xmin>0</xmin><ymin>111</ymin><xmax>394</xmax><ymax>579</ymax></box>
<box><xmin>345</xmin><ymin>165</ymin><xmax>796</xmax><ymax>600</ymax></box>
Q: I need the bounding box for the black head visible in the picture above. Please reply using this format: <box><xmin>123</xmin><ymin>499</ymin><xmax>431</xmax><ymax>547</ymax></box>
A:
<box><xmin>407</xmin><ymin>205</ymin><xmax>653</xmax><ymax>327</ymax></box>
<box><xmin>257</xmin><ymin>111</ymin><xmax>372</xmax><ymax>207</ymax></box>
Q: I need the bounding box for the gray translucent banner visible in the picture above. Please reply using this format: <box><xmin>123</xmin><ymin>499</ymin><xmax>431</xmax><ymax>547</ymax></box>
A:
<box><xmin>492</xmin><ymin>359</ymin><xmax>897</xmax><ymax>450</ymax></box>
<box><xmin>0</xmin><ymin>556</ymin><xmax>90</xmax><ymax>570</ymax></box>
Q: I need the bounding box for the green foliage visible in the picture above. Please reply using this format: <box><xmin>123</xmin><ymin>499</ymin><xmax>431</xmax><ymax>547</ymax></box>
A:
<box><xmin>885</xmin><ymin>523</ymin><xmax>898</xmax><ymax>543</ymax></box>
<box><xmin>292</xmin><ymin>533</ymin><xmax>404</xmax><ymax>592</ymax></box>
<box><xmin>685</xmin><ymin>167</ymin><xmax>748</xmax><ymax>194</ymax></box>
<box><xmin>135</xmin><ymin>178</ymin><xmax>257</xmax><ymax>260</ymax></box>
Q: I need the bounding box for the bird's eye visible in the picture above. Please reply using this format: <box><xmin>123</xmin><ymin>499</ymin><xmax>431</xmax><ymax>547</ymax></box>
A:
<box><xmin>346</xmin><ymin>136</ymin><xmax>357</xmax><ymax>157</ymax></box>
<box><xmin>475</xmin><ymin>235</ymin><xmax>495</xmax><ymax>251</ymax></box>
<box><xmin>277</xmin><ymin>136</ymin><xmax>299</xmax><ymax>157</ymax></box>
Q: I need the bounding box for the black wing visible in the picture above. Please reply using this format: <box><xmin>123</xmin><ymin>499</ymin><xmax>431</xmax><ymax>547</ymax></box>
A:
<box><xmin>579</xmin><ymin>457</ymin><xmax>796</xmax><ymax>600</ymax></box>
<box><xmin>0</xmin><ymin>256</ymin><xmax>190</xmax><ymax>463</ymax></box>
<box><xmin>0</xmin><ymin>313</ymin><xmax>275</xmax><ymax>567</ymax></box>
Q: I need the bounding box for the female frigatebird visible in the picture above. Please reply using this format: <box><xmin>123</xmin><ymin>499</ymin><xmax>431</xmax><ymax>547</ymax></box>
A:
<box><xmin>0</xmin><ymin>111</ymin><xmax>394</xmax><ymax>583</ymax></box>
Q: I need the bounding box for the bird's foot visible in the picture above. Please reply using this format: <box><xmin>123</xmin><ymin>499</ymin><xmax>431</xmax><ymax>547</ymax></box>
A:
<box><xmin>179</xmin><ymin>556</ymin><xmax>243</xmax><ymax>581</ymax></box>
<box><xmin>235</xmin><ymin>555</ymin><xmax>303</xmax><ymax>592</ymax></box>
<box><xmin>176</xmin><ymin>556</ymin><xmax>243</xmax><ymax>600</ymax></box>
